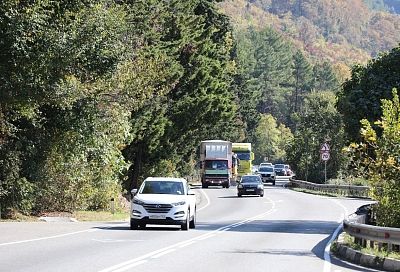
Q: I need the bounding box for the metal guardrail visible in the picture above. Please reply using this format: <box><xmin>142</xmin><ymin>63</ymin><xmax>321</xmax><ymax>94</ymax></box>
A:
<box><xmin>344</xmin><ymin>214</ymin><xmax>400</xmax><ymax>252</ymax></box>
<box><xmin>289</xmin><ymin>178</ymin><xmax>370</xmax><ymax>198</ymax></box>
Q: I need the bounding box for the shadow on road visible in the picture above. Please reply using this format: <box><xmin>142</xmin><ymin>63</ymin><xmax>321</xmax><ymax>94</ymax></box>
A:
<box><xmin>197</xmin><ymin>219</ymin><xmax>340</xmax><ymax>235</ymax></box>
<box><xmin>96</xmin><ymin>219</ymin><xmax>338</xmax><ymax>235</ymax></box>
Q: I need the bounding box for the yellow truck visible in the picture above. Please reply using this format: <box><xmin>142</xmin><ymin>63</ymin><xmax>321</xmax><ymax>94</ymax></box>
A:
<box><xmin>232</xmin><ymin>143</ymin><xmax>254</xmax><ymax>177</ymax></box>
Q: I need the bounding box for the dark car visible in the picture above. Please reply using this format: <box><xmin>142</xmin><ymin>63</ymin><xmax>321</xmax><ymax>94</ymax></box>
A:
<box><xmin>237</xmin><ymin>175</ymin><xmax>264</xmax><ymax>197</ymax></box>
<box><xmin>258</xmin><ymin>166</ymin><xmax>276</xmax><ymax>185</ymax></box>
<box><xmin>274</xmin><ymin>164</ymin><xmax>287</xmax><ymax>176</ymax></box>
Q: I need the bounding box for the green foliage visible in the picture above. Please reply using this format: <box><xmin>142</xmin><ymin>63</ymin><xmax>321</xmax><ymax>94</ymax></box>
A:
<box><xmin>0</xmin><ymin>0</ymin><xmax>162</xmax><ymax>214</ymax></box>
<box><xmin>253</xmin><ymin>114</ymin><xmax>293</xmax><ymax>163</ymax></box>
<box><xmin>337</xmin><ymin>45</ymin><xmax>400</xmax><ymax>142</ymax></box>
<box><xmin>289</xmin><ymin>50</ymin><xmax>313</xmax><ymax>123</ymax></box>
<box><xmin>235</xmin><ymin>27</ymin><xmax>295</xmax><ymax>125</ymax></box>
<box><xmin>286</xmin><ymin>91</ymin><xmax>346</xmax><ymax>182</ymax></box>
<box><xmin>346</xmin><ymin>89</ymin><xmax>400</xmax><ymax>227</ymax></box>
<box><xmin>123</xmin><ymin>0</ymin><xmax>241</xmax><ymax>190</ymax></box>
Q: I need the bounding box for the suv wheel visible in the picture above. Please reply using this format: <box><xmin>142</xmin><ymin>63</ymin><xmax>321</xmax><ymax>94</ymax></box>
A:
<box><xmin>181</xmin><ymin>210</ymin><xmax>190</xmax><ymax>231</ymax></box>
<box><xmin>189</xmin><ymin>210</ymin><xmax>196</xmax><ymax>229</ymax></box>
<box><xmin>130</xmin><ymin>219</ymin><xmax>138</xmax><ymax>230</ymax></box>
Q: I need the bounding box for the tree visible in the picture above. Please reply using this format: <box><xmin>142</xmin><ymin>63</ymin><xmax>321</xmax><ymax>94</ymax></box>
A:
<box><xmin>253</xmin><ymin>114</ymin><xmax>293</xmax><ymax>163</ymax></box>
<box><xmin>290</xmin><ymin>50</ymin><xmax>313</xmax><ymax>115</ymax></box>
<box><xmin>123</xmin><ymin>0</ymin><xmax>240</xmax><ymax>190</ymax></box>
<box><xmin>346</xmin><ymin>89</ymin><xmax>400</xmax><ymax>227</ymax></box>
<box><xmin>286</xmin><ymin>91</ymin><xmax>345</xmax><ymax>182</ymax></box>
<box><xmin>312</xmin><ymin>61</ymin><xmax>340</xmax><ymax>92</ymax></box>
<box><xmin>337</xmin><ymin>45</ymin><xmax>400</xmax><ymax>142</ymax></box>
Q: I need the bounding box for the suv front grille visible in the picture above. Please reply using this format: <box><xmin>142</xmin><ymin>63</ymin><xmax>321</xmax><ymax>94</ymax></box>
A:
<box><xmin>143</xmin><ymin>203</ymin><xmax>173</xmax><ymax>213</ymax></box>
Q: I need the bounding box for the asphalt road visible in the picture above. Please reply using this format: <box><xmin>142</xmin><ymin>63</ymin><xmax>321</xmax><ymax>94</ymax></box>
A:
<box><xmin>0</xmin><ymin>177</ymin><xmax>380</xmax><ymax>272</ymax></box>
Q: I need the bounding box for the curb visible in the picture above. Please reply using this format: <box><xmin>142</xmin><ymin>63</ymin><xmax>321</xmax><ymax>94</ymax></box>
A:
<box><xmin>333</xmin><ymin>233</ymin><xmax>400</xmax><ymax>271</ymax></box>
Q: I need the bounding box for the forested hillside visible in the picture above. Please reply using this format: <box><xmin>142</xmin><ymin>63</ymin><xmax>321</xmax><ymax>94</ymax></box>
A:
<box><xmin>220</xmin><ymin>0</ymin><xmax>400</xmax><ymax>65</ymax></box>
<box><xmin>1</xmin><ymin>0</ymin><xmax>399</xmax><ymax>222</ymax></box>
<box><xmin>364</xmin><ymin>0</ymin><xmax>400</xmax><ymax>13</ymax></box>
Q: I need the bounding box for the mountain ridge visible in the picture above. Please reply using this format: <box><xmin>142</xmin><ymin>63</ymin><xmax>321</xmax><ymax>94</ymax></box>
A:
<box><xmin>219</xmin><ymin>0</ymin><xmax>400</xmax><ymax>66</ymax></box>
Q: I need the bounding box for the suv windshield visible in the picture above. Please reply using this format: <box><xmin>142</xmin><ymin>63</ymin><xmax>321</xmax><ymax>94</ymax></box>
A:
<box><xmin>140</xmin><ymin>181</ymin><xmax>184</xmax><ymax>195</ymax></box>
<box><xmin>274</xmin><ymin>164</ymin><xmax>284</xmax><ymax>169</ymax></box>
<box><xmin>259</xmin><ymin>167</ymin><xmax>274</xmax><ymax>172</ymax></box>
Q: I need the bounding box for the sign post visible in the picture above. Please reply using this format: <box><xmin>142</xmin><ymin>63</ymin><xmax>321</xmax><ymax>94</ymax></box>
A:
<box><xmin>320</xmin><ymin>143</ymin><xmax>330</xmax><ymax>183</ymax></box>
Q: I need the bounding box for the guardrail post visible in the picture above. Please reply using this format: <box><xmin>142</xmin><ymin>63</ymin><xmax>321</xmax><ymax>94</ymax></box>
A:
<box><xmin>370</xmin><ymin>240</ymin><xmax>374</xmax><ymax>249</ymax></box>
<box><xmin>388</xmin><ymin>243</ymin><xmax>392</xmax><ymax>252</ymax></box>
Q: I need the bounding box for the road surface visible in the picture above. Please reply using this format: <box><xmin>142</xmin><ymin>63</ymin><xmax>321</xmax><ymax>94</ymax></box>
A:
<box><xmin>0</xmin><ymin>177</ymin><xmax>379</xmax><ymax>272</ymax></box>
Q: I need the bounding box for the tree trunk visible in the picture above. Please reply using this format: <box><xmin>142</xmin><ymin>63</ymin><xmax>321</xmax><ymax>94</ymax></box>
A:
<box><xmin>131</xmin><ymin>143</ymin><xmax>144</xmax><ymax>190</ymax></box>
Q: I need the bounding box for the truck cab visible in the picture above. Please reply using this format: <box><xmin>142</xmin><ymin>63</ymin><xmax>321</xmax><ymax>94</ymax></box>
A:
<box><xmin>232</xmin><ymin>143</ymin><xmax>254</xmax><ymax>177</ymax></box>
<box><xmin>200</xmin><ymin>140</ymin><xmax>232</xmax><ymax>188</ymax></box>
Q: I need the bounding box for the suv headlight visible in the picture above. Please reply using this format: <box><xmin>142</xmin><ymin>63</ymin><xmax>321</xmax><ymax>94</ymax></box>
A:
<box><xmin>132</xmin><ymin>198</ymin><xmax>145</xmax><ymax>205</ymax></box>
<box><xmin>257</xmin><ymin>184</ymin><xmax>263</xmax><ymax>189</ymax></box>
<box><xmin>172</xmin><ymin>201</ymin><xmax>186</xmax><ymax>206</ymax></box>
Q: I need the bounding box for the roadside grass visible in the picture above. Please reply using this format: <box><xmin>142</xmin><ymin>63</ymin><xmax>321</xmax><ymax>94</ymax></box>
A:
<box><xmin>0</xmin><ymin>209</ymin><xmax>129</xmax><ymax>222</ymax></box>
<box><xmin>0</xmin><ymin>212</ymin><xmax>39</xmax><ymax>222</ymax></box>
<box><xmin>72</xmin><ymin>210</ymin><xmax>129</xmax><ymax>222</ymax></box>
<box><xmin>337</xmin><ymin>232</ymin><xmax>400</xmax><ymax>261</ymax></box>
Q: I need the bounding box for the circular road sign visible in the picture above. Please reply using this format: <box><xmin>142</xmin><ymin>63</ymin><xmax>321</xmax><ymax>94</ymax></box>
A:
<box><xmin>321</xmin><ymin>152</ymin><xmax>330</xmax><ymax>161</ymax></box>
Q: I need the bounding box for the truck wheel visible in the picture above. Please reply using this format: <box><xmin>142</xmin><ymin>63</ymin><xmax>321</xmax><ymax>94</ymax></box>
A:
<box><xmin>202</xmin><ymin>184</ymin><xmax>208</xmax><ymax>189</ymax></box>
<box><xmin>226</xmin><ymin>183</ymin><xmax>230</xmax><ymax>189</ymax></box>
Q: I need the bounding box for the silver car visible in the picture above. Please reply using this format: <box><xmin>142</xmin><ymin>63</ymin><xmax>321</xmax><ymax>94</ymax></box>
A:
<box><xmin>257</xmin><ymin>166</ymin><xmax>276</xmax><ymax>185</ymax></box>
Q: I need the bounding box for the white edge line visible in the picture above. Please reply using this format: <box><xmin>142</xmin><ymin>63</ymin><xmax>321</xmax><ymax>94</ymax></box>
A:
<box><xmin>111</xmin><ymin>260</ymin><xmax>148</xmax><ymax>272</ymax></box>
<box><xmin>0</xmin><ymin>229</ymin><xmax>94</xmax><ymax>247</ymax></box>
<box><xmin>323</xmin><ymin>222</ymin><xmax>343</xmax><ymax>272</ymax></box>
<box><xmin>178</xmin><ymin>241</ymin><xmax>196</xmax><ymax>248</ymax></box>
<box><xmin>197</xmin><ymin>189</ymin><xmax>211</xmax><ymax>212</ymax></box>
<box><xmin>151</xmin><ymin>249</ymin><xmax>176</xmax><ymax>259</ymax></box>
<box><xmin>323</xmin><ymin>198</ymin><xmax>349</xmax><ymax>272</ymax></box>
<box><xmin>98</xmin><ymin>197</ymin><xmax>277</xmax><ymax>272</ymax></box>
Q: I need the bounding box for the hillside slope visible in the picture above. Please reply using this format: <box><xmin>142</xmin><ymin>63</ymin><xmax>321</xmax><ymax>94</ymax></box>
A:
<box><xmin>220</xmin><ymin>0</ymin><xmax>400</xmax><ymax>66</ymax></box>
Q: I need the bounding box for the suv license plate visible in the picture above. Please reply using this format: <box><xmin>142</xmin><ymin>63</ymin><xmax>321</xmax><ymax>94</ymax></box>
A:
<box><xmin>149</xmin><ymin>214</ymin><xmax>166</xmax><ymax>219</ymax></box>
<box><xmin>246</xmin><ymin>189</ymin><xmax>255</xmax><ymax>192</ymax></box>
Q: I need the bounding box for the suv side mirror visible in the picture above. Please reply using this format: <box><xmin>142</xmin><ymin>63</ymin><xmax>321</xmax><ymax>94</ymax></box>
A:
<box><xmin>130</xmin><ymin>189</ymin><xmax>138</xmax><ymax>199</ymax></box>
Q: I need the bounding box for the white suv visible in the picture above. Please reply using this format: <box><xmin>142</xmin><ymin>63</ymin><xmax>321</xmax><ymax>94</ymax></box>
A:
<box><xmin>130</xmin><ymin>177</ymin><xmax>196</xmax><ymax>230</ymax></box>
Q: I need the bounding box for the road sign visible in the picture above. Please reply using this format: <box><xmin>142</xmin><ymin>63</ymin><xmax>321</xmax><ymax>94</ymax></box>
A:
<box><xmin>320</xmin><ymin>143</ymin><xmax>330</xmax><ymax>153</ymax></box>
<box><xmin>321</xmin><ymin>152</ymin><xmax>330</xmax><ymax>161</ymax></box>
